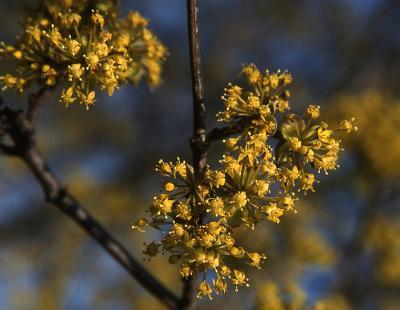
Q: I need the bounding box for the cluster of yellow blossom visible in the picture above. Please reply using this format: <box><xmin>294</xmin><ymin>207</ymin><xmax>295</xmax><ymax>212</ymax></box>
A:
<box><xmin>0</xmin><ymin>0</ymin><xmax>166</xmax><ymax>109</ymax></box>
<box><xmin>256</xmin><ymin>281</ymin><xmax>306</xmax><ymax>310</ymax></box>
<box><xmin>256</xmin><ymin>281</ymin><xmax>350</xmax><ymax>310</ymax></box>
<box><xmin>134</xmin><ymin>158</ymin><xmax>264</xmax><ymax>298</ymax></box>
<box><xmin>133</xmin><ymin>64</ymin><xmax>356</xmax><ymax>298</ymax></box>
<box><xmin>329</xmin><ymin>90</ymin><xmax>400</xmax><ymax>179</ymax></box>
<box><xmin>287</xmin><ymin>226</ymin><xmax>337</xmax><ymax>266</ymax></box>
<box><xmin>365</xmin><ymin>215</ymin><xmax>400</xmax><ymax>286</ymax></box>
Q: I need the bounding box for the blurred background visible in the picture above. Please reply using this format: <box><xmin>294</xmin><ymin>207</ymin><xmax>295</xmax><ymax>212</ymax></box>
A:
<box><xmin>1</xmin><ymin>0</ymin><xmax>400</xmax><ymax>309</ymax></box>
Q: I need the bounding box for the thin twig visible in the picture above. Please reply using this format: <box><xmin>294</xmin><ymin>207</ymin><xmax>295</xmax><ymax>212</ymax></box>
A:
<box><xmin>0</xmin><ymin>102</ymin><xmax>179</xmax><ymax>309</ymax></box>
<box><xmin>188</xmin><ymin>0</ymin><xmax>207</xmax><ymax>179</ymax></box>
<box><xmin>206</xmin><ymin>119</ymin><xmax>251</xmax><ymax>144</ymax></box>
<box><xmin>0</xmin><ymin>142</ymin><xmax>18</xmax><ymax>155</ymax></box>
<box><xmin>180</xmin><ymin>0</ymin><xmax>207</xmax><ymax>309</ymax></box>
<box><xmin>26</xmin><ymin>86</ymin><xmax>53</xmax><ymax>128</ymax></box>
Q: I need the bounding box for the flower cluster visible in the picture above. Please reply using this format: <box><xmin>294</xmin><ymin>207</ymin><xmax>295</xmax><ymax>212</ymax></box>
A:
<box><xmin>329</xmin><ymin>90</ymin><xmax>400</xmax><ymax>179</ymax></box>
<box><xmin>133</xmin><ymin>64</ymin><xmax>356</xmax><ymax>298</ymax></box>
<box><xmin>0</xmin><ymin>0</ymin><xmax>166</xmax><ymax>109</ymax></box>
<box><xmin>365</xmin><ymin>215</ymin><xmax>400</xmax><ymax>286</ymax></box>
<box><xmin>256</xmin><ymin>281</ymin><xmax>306</xmax><ymax>310</ymax></box>
<box><xmin>256</xmin><ymin>280</ymin><xmax>350</xmax><ymax>310</ymax></box>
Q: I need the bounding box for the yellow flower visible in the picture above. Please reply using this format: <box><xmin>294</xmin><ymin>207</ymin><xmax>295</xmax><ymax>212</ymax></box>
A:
<box><xmin>212</xmin><ymin>171</ymin><xmax>226</xmax><ymax>188</ymax></box>
<box><xmin>306</xmin><ymin>105</ymin><xmax>320</xmax><ymax>119</ymax></box>
<box><xmin>230</xmin><ymin>246</ymin><xmax>240</xmax><ymax>256</ymax></box>
<box><xmin>207</xmin><ymin>221</ymin><xmax>222</xmax><ymax>235</ymax></box>
<box><xmin>232</xmin><ymin>191</ymin><xmax>247</xmax><ymax>208</ymax></box>
<box><xmin>281</xmin><ymin>196</ymin><xmax>295</xmax><ymax>211</ymax></box>
<box><xmin>171</xmin><ymin>223</ymin><xmax>185</xmax><ymax>237</ymax></box>
<box><xmin>269</xmin><ymin>74</ymin><xmax>279</xmax><ymax>89</ymax></box>
<box><xmin>153</xmin><ymin>194</ymin><xmax>174</xmax><ymax>215</ymax></box>
<box><xmin>263</xmin><ymin>203</ymin><xmax>284</xmax><ymax>223</ymax></box>
<box><xmin>132</xmin><ymin>218</ymin><xmax>148</xmax><ymax>232</ymax></box>
<box><xmin>62</xmin><ymin>0</ymin><xmax>74</xmax><ymax>8</ymax></box>
<box><xmin>60</xmin><ymin>87</ymin><xmax>76</xmax><ymax>107</ymax></box>
<box><xmin>12</xmin><ymin>50</ymin><xmax>22</xmax><ymax>60</ymax></box>
<box><xmin>231</xmin><ymin>270</ymin><xmax>248</xmax><ymax>289</ymax></box>
<box><xmin>41</xmin><ymin>64</ymin><xmax>51</xmax><ymax>73</ymax></box>
<box><xmin>164</xmin><ymin>182</ymin><xmax>175</xmax><ymax>192</ymax></box>
<box><xmin>195</xmin><ymin>250</ymin><xmax>207</xmax><ymax>264</ymax></box>
<box><xmin>180</xmin><ymin>265</ymin><xmax>192</xmax><ymax>278</ymax></box>
<box><xmin>209</xmin><ymin>198</ymin><xmax>225</xmax><ymax>217</ymax></box>
<box><xmin>63</xmin><ymin>13</ymin><xmax>81</xmax><ymax>27</ymax></box>
<box><xmin>317</xmin><ymin>127</ymin><xmax>333</xmax><ymax>144</ymax></box>
<box><xmin>101</xmin><ymin>75</ymin><xmax>118</xmax><ymax>96</ymax></box>
<box><xmin>115</xmin><ymin>32</ymin><xmax>130</xmax><ymax>49</ymax></box>
<box><xmin>201</xmin><ymin>234</ymin><xmax>214</xmax><ymax>248</ymax></box>
<box><xmin>221</xmin><ymin>155</ymin><xmax>241</xmax><ymax>175</ymax></box>
<box><xmin>247</xmin><ymin>95</ymin><xmax>261</xmax><ymax>108</ymax></box>
<box><xmin>65</xmin><ymin>39</ymin><xmax>81</xmax><ymax>56</ymax></box>
<box><xmin>130</xmin><ymin>64</ymin><xmax>355</xmax><ymax>297</ymax></box>
<box><xmin>128</xmin><ymin>11</ymin><xmax>148</xmax><ymax>27</ymax></box>
<box><xmin>261</xmin><ymin>162</ymin><xmax>277</xmax><ymax>176</ymax></box>
<box><xmin>224</xmin><ymin>137</ymin><xmax>240</xmax><ymax>149</ymax></box>
<box><xmin>227</xmin><ymin>84</ymin><xmax>242</xmax><ymax>96</ymax></box>
<box><xmin>305</xmin><ymin>149</ymin><xmax>315</xmax><ymax>163</ymax></box>
<box><xmin>30</xmin><ymin>63</ymin><xmax>39</xmax><ymax>70</ymax></box>
<box><xmin>27</xmin><ymin>26</ymin><xmax>41</xmax><ymax>42</ymax></box>
<box><xmin>222</xmin><ymin>236</ymin><xmax>234</xmax><ymax>250</ymax></box>
<box><xmin>91</xmin><ymin>12</ymin><xmax>105</xmax><ymax>29</ymax></box>
<box><xmin>0</xmin><ymin>74</ymin><xmax>17</xmax><ymax>89</ymax></box>
<box><xmin>314</xmin><ymin>155</ymin><xmax>338</xmax><ymax>173</ymax></box>
<box><xmin>68</xmin><ymin>63</ymin><xmax>84</xmax><ymax>80</ymax></box>
<box><xmin>95</xmin><ymin>42</ymin><xmax>109</xmax><ymax>58</ymax></box>
<box><xmin>289</xmin><ymin>137</ymin><xmax>302</xmax><ymax>152</ymax></box>
<box><xmin>85</xmin><ymin>52</ymin><xmax>100</xmax><ymax>70</ymax></box>
<box><xmin>174</xmin><ymin>160</ymin><xmax>187</xmax><ymax>177</ymax></box>
<box><xmin>39</xmin><ymin>18</ymin><xmax>49</xmax><ymax>27</ymax></box>
<box><xmin>16</xmin><ymin>78</ymin><xmax>26</xmax><ymax>92</ymax></box>
<box><xmin>280</xmin><ymin>72</ymin><xmax>293</xmax><ymax>85</ymax></box>
<box><xmin>157</xmin><ymin>160</ymin><xmax>172</xmax><ymax>175</ymax></box>
<box><xmin>289</xmin><ymin>165</ymin><xmax>300</xmax><ymax>180</ymax></box>
<box><xmin>254</xmin><ymin>180</ymin><xmax>270</xmax><ymax>197</ymax></box>
<box><xmin>242</xmin><ymin>64</ymin><xmax>261</xmax><ymax>83</ymax></box>
<box><xmin>198</xmin><ymin>281</ymin><xmax>213</xmax><ymax>299</ymax></box>
<box><xmin>213</xmin><ymin>277</ymin><xmax>227</xmax><ymax>294</ymax></box>
<box><xmin>49</xmin><ymin>28</ymin><xmax>62</xmax><ymax>45</ymax></box>
<box><xmin>247</xmin><ymin>252</ymin><xmax>265</xmax><ymax>268</ymax></box>
<box><xmin>301</xmin><ymin>173</ymin><xmax>315</xmax><ymax>192</ymax></box>
<box><xmin>45</xmin><ymin>77</ymin><xmax>56</xmax><ymax>86</ymax></box>
<box><xmin>98</xmin><ymin>33</ymin><xmax>111</xmax><ymax>44</ymax></box>
<box><xmin>175</xmin><ymin>203</ymin><xmax>192</xmax><ymax>221</ymax></box>
<box><xmin>339</xmin><ymin>118</ymin><xmax>358</xmax><ymax>133</ymax></box>
<box><xmin>206</xmin><ymin>252</ymin><xmax>220</xmax><ymax>268</ymax></box>
<box><xmin>145</xmin><ymin>59</ymin><xmax>162</xmax><ymax>86</ymax></box>
<box><xmin>276</xmin><ymin>99</ymin><xmax>290</xmax><ymax>112</ymax></box>
<box><xmin>78</xmin><ymin>91</ymin><xmax>96</xmax><ymax>110</ymax></box>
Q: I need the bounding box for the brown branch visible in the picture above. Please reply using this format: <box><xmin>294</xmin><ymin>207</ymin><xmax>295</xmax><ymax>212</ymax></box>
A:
<box><xmin>180</xmin><ymin>276</ymin><xmax>197</xmax><ymax>310</ymax></box>
<box><xmin>0</xmin><ymin>142</ymin><xmax>19</xmax><ymax>155</ymax></box>
<box><xmin>188</xmin><ymin>0</ymin><xmax>207</xmax><ymax>179</ymax></box>
<box><xmin>0</xmin><ymin>101</ymin><xmax>179</xmax><ymax>309</ymax></box>
<box><xmin>206</xmin><ymin>119</ymin><xmax>251</xmax><ymax>144</ymax></box>
<box><xmin>26</xmin><ymin>86</ymin><xmax>55</xmax><ymax>128</ymax></box>
<box><xmin>179</xmin><ymin>0</ymin><xmax>207</xmax><ymax>309</ymax></box>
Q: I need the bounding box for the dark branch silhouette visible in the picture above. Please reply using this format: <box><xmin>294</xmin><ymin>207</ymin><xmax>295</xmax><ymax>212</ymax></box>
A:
<box><xmin>179</xmin><ymin>0</ymin><xmax>207</xmax><ymax>309</ymax></box>
<box><xmin>0</xmin><ymin>94</ymin><xmax>179</xmax><ymax>309</ymax></box>
<box><xmin>206</xmin><ymin>119</ymin><xmax>251</xmax><ymax>144</ymax></box>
